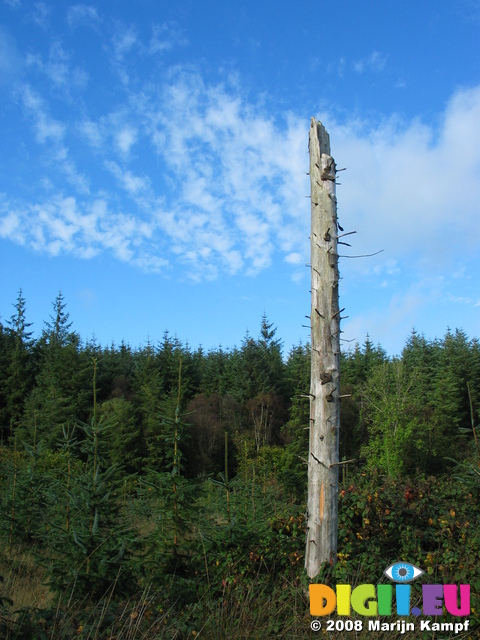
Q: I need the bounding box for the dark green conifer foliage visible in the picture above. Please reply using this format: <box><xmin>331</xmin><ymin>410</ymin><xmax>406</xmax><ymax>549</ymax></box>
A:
<box><xmin>0</xmin><ymin>435</ymin><xmax>52</xmax><ymax>552</ymax></box>
<box><xmin>41</xmin><ymin>360</ymin><xmax>138</xmax><ymax>600</ymax></box>
<box><xmin>275</xmin><ymin>343</ymin><xmax>310</xmax><ymax>497</ymax></box>
<box><xmin>402</xmin><ymin>329</ymin><xmax>438</xmax><ymax>406</ymax></box>
<box><xmin>199</xmin><ymin>345</ymin><xmax>230</xmax><ymax>395</ymax></box>
<box><xmin>0</xmin><ymin>322</ymin><xmax>12</xmax><ymax>438</ymax></box>
<box><xmin>20</xmin><ymin>293</ymin><xmax>90</xmax><ymax>448</ymax></box>
<box><xmin>469</xmin><ymin>338</ymin><xmax>480</xmax><ymax>421</ymax></box>
<box><xmin>159</xmin><ymin>333</ymin><xmax>190</xmax><ymax>408</ymax></box>
<box><xmin>284</xmin><ymin>343</ymin><xmax>310</xmax><ymax>443</ymax></box>
<box><xmin>227</xmin><ymin>317</ymin><xmax>286</xmax><ymax>427</ymax></box>
<box><xmin>139</xmin><ymin>358</ymin><xmax>199</xmax><ymax>600</ymax></box>
<box><xmin>440</xmin><ymin>328</ymin><xmax>476</xmax><ymax>430</ymax></box>
<box><xmin>157</xmin><ymin>331</ymin><xmax>180</xmax><ymax>396</ymax></box>
<box><xmin>95</xmin><ymin>340</ymin><xmax>134</xmax><ymax>403</ymax></box>
<box><xmin>3</xmin><ymin>290</ymin><xmax>35</xmax><ymax>441</ymax></box>
<box><xmin>133</xmin><ymin>342</ymin><xmax>164</xmax><ymax>470</ymax></box>
<box><xmin>258</xmin><ymin>313</ymin><xmax>285</xmax><ymax>395</ymax></box>
<box><xmin>426</xmin><ymin>330</ymin><xmax>465</xmax><ymax>467</ymax></box>
<box><xmin>342</xmin><ymin>335</ymin><xmax>387</xmax><ymax>386</ymax></box>
<box><xmin>99</xmin><ymin>397</ymin><xmax>143</xmax><ymax>474</ymax></box>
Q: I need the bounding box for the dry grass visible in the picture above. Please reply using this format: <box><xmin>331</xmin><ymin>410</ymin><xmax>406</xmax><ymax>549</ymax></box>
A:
<box><xmin>0</xmin><ymin>558</ymin><xmax>475</xmax><ymax>640</ymax></box>
<box><xmin>0</xmin><ymin>544</ymin><xmax>54</xmax><ymax>612</ymax></box>
<box><xmin>0</xmin><ymin>543</ymin><xmax>475</xmax><ymax>639</ymax></box>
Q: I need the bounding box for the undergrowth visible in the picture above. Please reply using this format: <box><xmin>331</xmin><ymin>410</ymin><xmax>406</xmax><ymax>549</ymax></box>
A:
<box><xmin>0</xmin><ymin>467</ymin><xmax>478</xmax><ymax>639</ymax></box>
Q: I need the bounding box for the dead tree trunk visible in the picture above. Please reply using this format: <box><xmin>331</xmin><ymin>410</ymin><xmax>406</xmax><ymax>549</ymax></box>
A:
<box><xmin>305</xmin><ymin>118</ymin><xmax>340</xmax><ymax>579</ymax></box>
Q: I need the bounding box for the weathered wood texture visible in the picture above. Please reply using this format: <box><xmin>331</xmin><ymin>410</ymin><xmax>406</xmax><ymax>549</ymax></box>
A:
<box><xmin>305</xmin><ymin>118</ymin><xmax>340</xmax><ymax>579</ymax></box>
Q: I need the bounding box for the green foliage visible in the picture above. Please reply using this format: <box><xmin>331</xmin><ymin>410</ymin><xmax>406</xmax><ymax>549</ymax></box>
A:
<box><xmin>39</xmin><ymin>416</ymin><xmax>138</xmax><ymax>600</ymax></box>
<box><xmin>2</xmin><ymin>291</ymin><xmax>480</xmax><ymax>637</ymax></box>
<box><xmin>0</xmin><ymin>463</ymin><xmax>479</xmax><ymax>638</ymax></box>
<box><xmin>2</xmin><ymin>291</ymin><xmax>35</xmax><ymax>441</ymax></box>
<box><xmin>18</xmin><ymin>293</ymin><xmax>90</xmax><ymax>449</ymax></box>
<box><xmin>360</xmin><ymin>360</ymin><xmax>423</xmax><ymax>478</ymax></box>
<box><xmin>99</xmin><ymin>397</ymin><xmax>143</xmax><ymax>473</ymax></box>
<box><xmin>137</xmin><ymin>362</ymin><xmax>202</xmax><ymax>603</ymax></box>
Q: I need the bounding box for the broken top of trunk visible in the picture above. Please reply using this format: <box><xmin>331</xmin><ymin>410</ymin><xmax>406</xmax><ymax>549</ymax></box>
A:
<box><xmin>313</xmin><ymin>118</ymin><xmax>330</xmax><ymax>156</ymax></box>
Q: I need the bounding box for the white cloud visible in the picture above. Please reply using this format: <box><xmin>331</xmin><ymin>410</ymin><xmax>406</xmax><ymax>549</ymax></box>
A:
<box><xmin>112</xmin><ymin>25</ymin><xmax>138</xmax><ymax>61</ymax></box>
<box><xmin>79</xmin><ymin>119</ymin><xmax>103</xmax><ymax>147</ymax></box>
<box><xmin>116</xmin><ymin>126</ymin><xmax>137</xmax><ymax>155</ymax></box>
<box><xmin>20</xmin><ymin>84</ymin><xmax>90</xmax><ymax>193</ymax></box>
<box><xmin>329</xmin><ymin>84</ymin><xmax>480</xmax><ymax>278</ymax></box>
<box><xmin>0</xmin><ymin>208</ymin><xmax>23</xmax><ymax>243</ymax></box>
<box><xmin>67</xmin><ymin>4</ymin><xmax>101</xmax><ymax>28</ymax></box>
<box><xmin>21</xmin><ymin>85</ymin><xmax>66</xmax><ymax>142</ymax></box>
<box><xmin>6</xmin><ymin>45</ymin><xmax>480</xmax><ymax>287</ymax></box>
<box><xmin>0</xmin><ymin>26</ymin><xmax>21</xmax><ymax>87</ymax></box>
<box><xmin>353</xmin><ymin>51</ymin><xmax>388</xmax><ymax>74</ymax></box>
<box><xmin>149</xmin><ymin>22</ymin><xmax>187</xmax><ymax>54</ymax></box>
<box><xmin>0</xmin><ymin>193</ymin><xmax>164</xmax><ymax>266</ymax></box>
<box><xmin>332</xmin><ymin>57</ymin><xmax>346</xmax><ymax>78</ymax></box>
<box><xmin>105</xmin><ymin>161</ymin><xmax>149</xmax><ymax>195</ymax></box>
<box><xmin>31</xmin><ymin>2</ymin><xmax>50</xmax><ymax>29</ymax></box>
<box><xmin>285</xmin><ymin>252</ymin><xmax>304</xmax><ymax>265</ymax></box>
<box><xmin>108</xmin><ymin>24</ymin><xmax>139</xmax><ymax>86</ymax></box>
<box><xmin>26</xmin><ymin>41</ymin><xmax>89</xmax><ymax>93</ymax></box>
<box><xmin>140</xmin><ymin>70</ymin><xmax>310</xmax><ymax>276</ymax></box>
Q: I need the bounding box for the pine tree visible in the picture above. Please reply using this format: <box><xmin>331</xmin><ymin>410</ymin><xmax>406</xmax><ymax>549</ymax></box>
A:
<box><xmin>258</xmin><ymin>312</ymin><xmax>286</xmax><ymax>397</ymax></box>
<box><xmin>139</xmin><ymin>358</ymin><xmax>199</xmax><ymax>597</ymax></box>
<box><xmin>20</xmin><ymin>293</ymin><xmax>89</xmax><ymax>448</ymax></box>
<box><xmin>0</xmin><ymin>321</ymin><xmax>12</xmax><ymax>439</ymax></box>
<box><xmin>4</xmin><ymin>290</ymin><xmax>35</xmax><ymax>441</ymax></box>
<box><xmin>199</xmin><ymin>346</ymin><xmax>228</xmax><ymax>395</ymax></box>
<box><xmin>41</xmin><ymin>360</ymin><xmax>138</xmax><ymax>599</ymax></box>
<box><xmin>133</xmin><ymin>342</ymin><xmax>165</xmax><ymax>470</ymax></box>
<box><xmin>284</xmin><ymin>342</ymin><xmax>310</xmax><ymax>444</ymax></box>
<box><xmin>99</xmin><ymin>397</ymin><xmax>143</xmax><ymax>474</ymax></box>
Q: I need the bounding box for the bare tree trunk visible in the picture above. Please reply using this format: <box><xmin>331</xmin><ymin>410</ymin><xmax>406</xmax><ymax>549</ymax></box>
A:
<box><xmin>305</xmin><ymin>118</ymin><xmax>340</xmax><ymax>579</ymax></box>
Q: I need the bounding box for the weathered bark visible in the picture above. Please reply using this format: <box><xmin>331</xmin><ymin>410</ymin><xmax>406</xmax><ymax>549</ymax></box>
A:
<box><xmin>305</xmin><ymin>118</ymin><xmax>340</xmax><ymax>579</ymax></box>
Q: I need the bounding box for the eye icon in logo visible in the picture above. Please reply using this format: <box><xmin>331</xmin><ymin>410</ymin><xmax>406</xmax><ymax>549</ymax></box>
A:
<box><xmin>384</xmin><ymin>562</ymin><xmax>424</xmax><ymax>583</ymax></box>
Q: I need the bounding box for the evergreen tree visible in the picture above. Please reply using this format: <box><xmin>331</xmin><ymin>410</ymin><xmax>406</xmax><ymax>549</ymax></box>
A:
<box><xmin>99</xmin><ymin>397</ymin><xmax>143</xmax><ymax>474</ymax></box>
<box><xmin>258</xmin><ymin>312</ymin><xmax>286</xmax><ymax>397</ymax></box>
<box><xmin>199</xmin><ymin>346</ymin><xmax>229</xmax><ymax>395</ymax></box>
<box><xmin>41</xmin><ymin>361</ymin><xmax>138</xmax><ymax>599</ymax></box>
<box><xmin>0</xmin><ymin>321</ymin><xmax>12</xmax><ymax>439</ymax></box>
<box><xmin>183</xmin><ymin>392</ymin><xmax>226</xmax><ymax>476</ymax></box>
<box><xmin>440</xmin><ymin>328</ymin><xmax>476</xmax><ymax>430</ymax></box>
<box><xmin>20</xmin><ymin>293</ymin><xmax>89</xmax><ymax>448</ymax></box>
<box><xmin>342</xmin><ymin>335</ymin><xmax>387</xmax><ymax>386</ymax></box>
<box><xmin>231</xmin><ymin>316</ymin><xmax>286</xmax><ymax>403</ymax></box>
<box><xmin>284</xmin><ymin>342</ymin><xmax>310</xmax><ymax>445</ymax></box>
<box><xmin>133</xmin><ymin>342</ymin><xmax>164</xmax><ymax>470</ymax></box>
<box><xmin>96</xmin><ymin>340</ymin><xmax>135</xmax><ymax>403</ymax></box>
<box><xmin>139</xmin><ymin>358</ymin><xmax>199</xmax><ymax>599</ymax></box>
<box><xmin>4</xmin><ymin>290</ymin><xmax>35</xmax><ymax>441</ymax></box>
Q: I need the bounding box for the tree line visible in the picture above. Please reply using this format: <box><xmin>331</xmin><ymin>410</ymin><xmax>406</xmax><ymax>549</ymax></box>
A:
<box><xmin>1</xmin><ymin>290</ymin><xmax>479</xmax><ymax>487</ymax></box>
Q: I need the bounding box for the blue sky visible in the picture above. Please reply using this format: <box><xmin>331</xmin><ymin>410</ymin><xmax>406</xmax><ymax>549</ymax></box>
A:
<box><xmin>1</xmin><ymin>0</ymin><xmax>480</xmax><ymax>356</ymax></box>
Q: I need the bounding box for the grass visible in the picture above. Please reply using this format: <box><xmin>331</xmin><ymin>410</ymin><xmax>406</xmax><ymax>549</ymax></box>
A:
<box><xmin>1</xmin><ymin>545</ymin><xmax>476</xmax><ymax>639</ymax></box>
<box><xmin>0</xmin><ymin>546</ymin><xmax>54</xmax><ymax>611</ymax></box>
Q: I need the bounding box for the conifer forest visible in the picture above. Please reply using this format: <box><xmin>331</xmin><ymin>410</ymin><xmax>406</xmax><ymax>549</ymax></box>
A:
<box><xmin>0</xmin><ymin>290</ymin><xmax>479</xmax><ymax>639</ymax></box>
